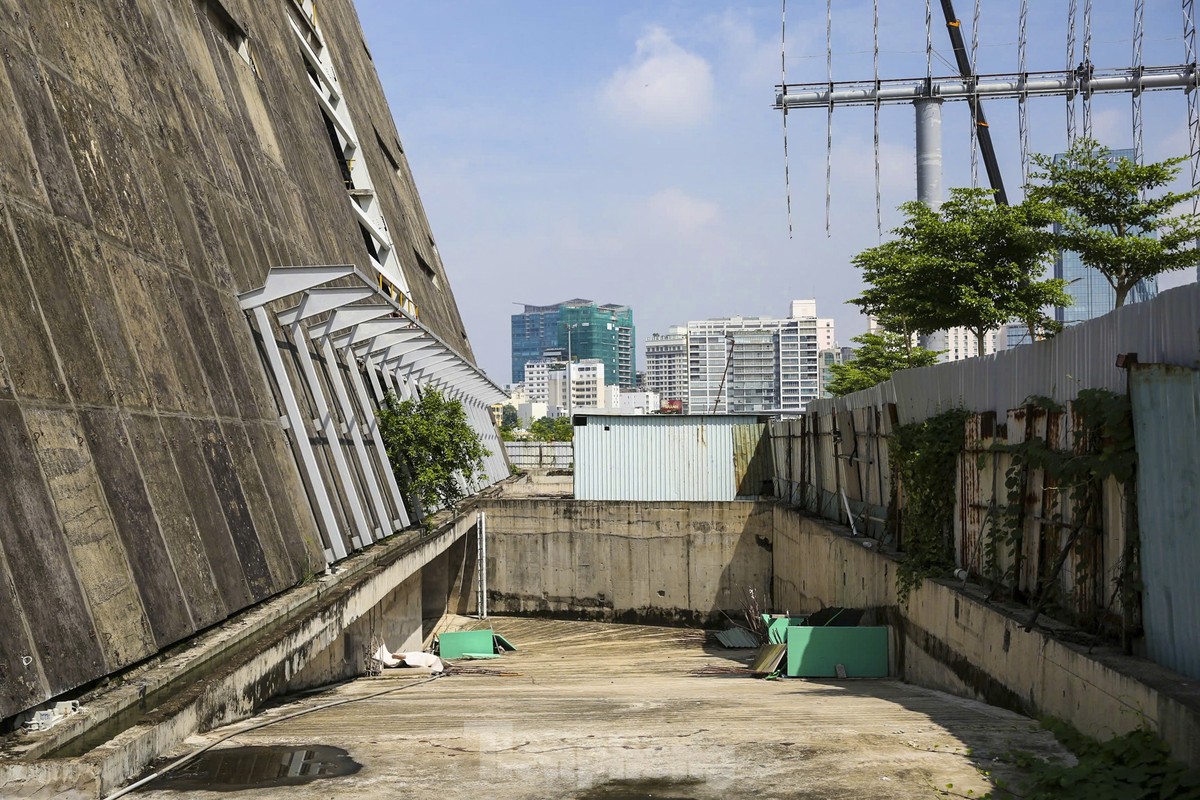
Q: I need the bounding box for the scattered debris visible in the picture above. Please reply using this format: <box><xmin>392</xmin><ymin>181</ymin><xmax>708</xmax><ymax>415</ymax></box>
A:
<box><xmin>762</xmin><ymin>614</ymin><xmax>807</xmax><ymax>643</ymax></box>
<box><xmin>396</xmin><ymin>652</ymin><xmax>445</xmax><ymax>673</ymax></box>
<box><xmin>714</xmin><ymin>627</ymin><xmax>760</xmax><ymax>649</ymax></box>
<box><xmin>749</xmin><ymin>644</ymin><xmax>788</xmax><ymax>675</ymax></box>
<box><xmin>437</xmin><ymin>629</ymin><xmax>497</xmax><ymax>659</ymax></box>
<box><xmin>22</xmin><ymin>700</ymin><xmax>80</xmax><ymax>733</ymax></box>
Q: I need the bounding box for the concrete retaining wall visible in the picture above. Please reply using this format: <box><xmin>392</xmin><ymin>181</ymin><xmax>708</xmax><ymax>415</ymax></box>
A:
<box><xmin>772</xmin><ymin>505</ymin><xmax>1200</xmax><ymax>766</ymax></box>
<box><xmin>480</xmin><ymin>499</ymin><xmax>774</xmax><ymax>626</ymax></box>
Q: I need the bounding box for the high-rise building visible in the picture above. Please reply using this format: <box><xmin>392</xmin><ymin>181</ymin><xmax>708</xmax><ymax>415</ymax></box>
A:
<box><xmin>1053</xmin><ymin>148</ymin><xmax>1157</xmax><ymax>324</ymax></box>
<box><xmin>686</xmin><ymin>301</ymin><xmax>826</xmax><ymax>414</ymax></box>
<box><xmin>644</xmin><ymin>326</ymin><xmax>689</xmax><ymax>409</ymax></box>
<box><xmin>525</xmin><ymin>358</ymin><xmax>613</xmax><ymax>416</ymax></box>
<box><xmin>511</xmin><ymin>299</ymin><xmax>636</xmax><ymax>388</ymax></box>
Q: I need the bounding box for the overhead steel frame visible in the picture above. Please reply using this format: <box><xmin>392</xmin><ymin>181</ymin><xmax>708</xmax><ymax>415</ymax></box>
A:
<box><xmin>777</xmin><ymin>64</ymin><xmax>1196</xmax><ymax>209</ymax></box>
<box><xmin>239</xmin><ymin>265</ymin><xmax>509</xmax><ymax>565</ymax></box>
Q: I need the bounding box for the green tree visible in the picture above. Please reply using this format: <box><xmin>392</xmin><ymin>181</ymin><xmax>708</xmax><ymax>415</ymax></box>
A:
<box><xmin>529</xmin><ymin>416</ymin><xmax>573</xmax><ymax>442</ymax></box>
<box><xmin>851</xmin><ymin>188</ymin><xmax>1070</xmax><ymax>353</ymax></box>
<box><xmin>1026</xmin><ymin>138</ymin><xmax>1200</xmax><ymax>308</ymax></box>
<box><xmin>827</xmin><ymin>332</ymin><xmax>942</xmax><ymax>396</ymax></box>
<box><xmin>500</xmin><ymin>404</ymin><xmax>520</xmax><ymax>430</ymax></box>
<box><xmin>376</xmin><ymin>388</ymin><xmax>490</xmax><ymax>517</ymax></box>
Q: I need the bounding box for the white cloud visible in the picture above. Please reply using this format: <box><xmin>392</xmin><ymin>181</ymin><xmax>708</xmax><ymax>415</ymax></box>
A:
<box><xmin>640</xmin><ymin>187</ymin><xmax>720</xmax><ymax>234</ymax></box>
<box><xmin>599</xmin><ymin>26</ymin><xmax>714</xmax><ymax>129</ymax></box>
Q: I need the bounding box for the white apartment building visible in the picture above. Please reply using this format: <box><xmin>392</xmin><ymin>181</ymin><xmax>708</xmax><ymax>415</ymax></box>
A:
<box><xmin>617</xmin><ymin>391</ymin><xmax>660</xmax><ymax>414</ymax></box>
<box><xmin>644</xmin><ymin>326</ymin><xmax>689</xmax><ymax>409</ymax></box>
<box><xmin>686</xmin><ymin>300</ymin><xmax>829</xmax><ymax>414</ymax></box>
<box><xmin>921</xmin><ymin>327</ymin><xmax>999</xmax><ymax>362</ymax></box>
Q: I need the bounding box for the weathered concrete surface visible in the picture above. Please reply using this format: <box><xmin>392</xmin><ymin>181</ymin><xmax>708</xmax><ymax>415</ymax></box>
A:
<box><xmin>125</xmin><ymin>617</ymin><xmax>1070</xmax><ymax>799</ymax></box>
<box><xmin>0</xmin><ymin>510</ymin><xmax>479</xmax><ymax>798</ymax></box>
<box><xmin>0</xmin><ymin>0</ymin><xmax>481</xmax><ymax>723</ymax></box>
<box><xmin>480</xmin><ymin>499</ymin><xmax>773</xmax><ymax>626</ymax></box>
<box><xmin>772</xmin><ymin>505</ymin><xmax>1200</xmax><ymax>768</ymax></box>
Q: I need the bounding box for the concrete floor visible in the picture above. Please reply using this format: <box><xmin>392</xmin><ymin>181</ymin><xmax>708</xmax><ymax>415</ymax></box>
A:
<box><xmin>131</xmin><ymin>618</ymin><xmax>1069</xmax><ymax>799</ymax></box>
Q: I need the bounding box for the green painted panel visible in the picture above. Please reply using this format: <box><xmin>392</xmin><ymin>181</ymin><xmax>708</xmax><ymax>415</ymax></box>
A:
<box><xmin>438</xmin><ymin>629</ymin><xmax>495</xmax><ymax>659</ymax></box>
<box><xmin>785</xmin><ymin>627</ymin><xmax>888</xmax><ymax>678</ymax></box>
<box><xmin>765</xmin><ymin>616</ymin><xmax>806</xmax><ymax>644</ymax></box>
<box><xmin>493</xmin><ymin>633</ymin><xmax>517</xmax><ymax>652</ymax></box>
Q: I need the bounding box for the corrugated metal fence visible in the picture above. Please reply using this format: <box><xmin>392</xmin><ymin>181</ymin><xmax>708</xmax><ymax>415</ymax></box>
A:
<box><xmin>504</xmin><ymin>441</ymin><xmax>574</xmax><ymax>470</ymax></box>
<box><xmin>1131</xmin><ymin>363</ymin><xmax>1200</xmax><ymax>681</ymax></box>
<box><xmin>770</xmin><ymin>283</ymin><xmax>1200</xmax><ymax>677</ymax></box>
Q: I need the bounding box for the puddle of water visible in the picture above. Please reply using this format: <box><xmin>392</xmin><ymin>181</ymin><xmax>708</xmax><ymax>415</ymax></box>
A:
<box><xmin>139</xmin><ymin>745</ymin><xmax>360</xmax><ymax>792</ymax></box>
<box><xmin>574</xmin><ymin>777</ymin><xmax>704</xmax><ymax>799</ymax></box>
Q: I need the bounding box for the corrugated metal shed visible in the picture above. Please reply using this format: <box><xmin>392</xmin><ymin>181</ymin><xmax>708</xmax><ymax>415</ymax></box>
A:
<box><xmin>573</xmin><ymin>414</ymin><xmax>771</xmax><ymax>501</ymax></box>
<box><xmin>1132</xmin><ymin>363</ymin><xmax>1200</xmax><ymax>681</ymax></box>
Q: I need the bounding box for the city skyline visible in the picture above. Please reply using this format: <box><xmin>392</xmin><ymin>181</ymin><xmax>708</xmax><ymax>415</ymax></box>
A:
<box><xmin>364</xmin><ymin>1</ymin><xmax>1198</xmax><ymax>384</ymax></box>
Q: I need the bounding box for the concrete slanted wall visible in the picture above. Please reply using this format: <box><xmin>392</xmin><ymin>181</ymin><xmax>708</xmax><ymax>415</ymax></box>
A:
<box><xmin>481</xmin><ymin>499</ymin><xmax>774</xmax><ymax>626</ymax></box>
<box><xmin>0</xmin><ymin>0</ymin><xmax>479</xmax><ymax>724</ymax></box>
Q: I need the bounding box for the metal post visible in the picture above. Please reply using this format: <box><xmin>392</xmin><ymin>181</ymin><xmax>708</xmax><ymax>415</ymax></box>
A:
<box><xmin>480</xmin><ymin>510</ymin><xmax>488</xmax><ymax>618</ymax></box>
<box><xmin>915</xmin><ymin>98</ymin><xmax>944</xmax><ymax>207</ymax></box>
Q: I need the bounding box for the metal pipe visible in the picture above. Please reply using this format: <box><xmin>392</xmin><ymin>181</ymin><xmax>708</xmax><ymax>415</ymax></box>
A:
<box><xmin>915</xmin><ymin>98</ymin><xmax>944</xmax><ymax>208</ymax></box>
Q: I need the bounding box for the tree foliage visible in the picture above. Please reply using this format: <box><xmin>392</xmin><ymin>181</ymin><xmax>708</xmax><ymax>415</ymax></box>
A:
<box><xmin>500</xmin><ymin>404</ymin><xmax>520</xmax><ymax>430</ymax></box>
<box><xmin>851</xmin><ymin>188</ymin><xmax>1071</xmax><ymax>352</ymax></box>
<box><xmin>528</xmin><ymin>416</ymin><xmax>573</xmax><ymax>441</ymax></box>
<box><xmin>827</xmin><ymin>332</ymin><xmax>941</xmax><ymax>396</ymax></box>
<box><xmin>376</xmin><ymin>388</ymin><xmax>489</xmax><ymax>517</ymax></box>
<box><xmin>1027</xmin><ymin>138</ymin><xmax>1200</xmax><ymax>308</ymax></box>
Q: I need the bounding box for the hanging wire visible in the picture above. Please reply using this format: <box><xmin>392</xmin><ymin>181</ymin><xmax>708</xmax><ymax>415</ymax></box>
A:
<box><xmin>925</xmin><ymin>0</ymin><xmax>933</xmax><ymax>78</ymax></box>
<box><xmin>825</xmin><ymin>0</ymin><xmax>832</xmax><ymax>237</ymax></box>
<box><xmin>781</xmin><ymin>0</ymin><xmax>792</xmax><ymax>237</ymax></box>
<box><xmin>1133</xmin><ymin>0</ymin><xmax>1145</xmax><ymax>170</ymax></box>
<box><xmin>1067</xmin><ymin>0</ymin><xmax>1078</xmax><ymax>143</ymax></box>
<box><xmin>873</xmin><ymin>0</ymin><xmax>881</xmax><ymax>238</ymax></box>
<box><xmin>1185</xmin><ymin>0</ymin><xmax>1199</xmax><ymax>215</ymax></box>
<box><xmin>1019</xmin><ymin>0</ymin><xmax>1029</xmax><ymax>186</ymax></box>
<box><xmin>970</xmin><ymin>0</ymin><xmax>980</xmax><ymax>188</ymax></box>
<box><xmin>1083</xmin><ymin>0</ymin><xmax>1094</xmax><ymax>138</ymax></box>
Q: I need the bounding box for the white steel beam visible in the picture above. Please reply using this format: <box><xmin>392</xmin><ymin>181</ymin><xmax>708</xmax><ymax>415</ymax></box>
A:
<box><xmin>238</xmin><ymin>265</ymin><xmax>356</xmax><ymax>310</ymax></box>
<box><xmin>285</xmin><ymin>316</ymin><xmax>375</xmax><ymax>551</ymax></box>
<box><xmin>276</xmin><ymin>286</ymin><xmax>376</xmax><ymax>326</ymax></box>
<box><xmin>777</xmin><ymin>66</ymin><xmax>1194</xmax><ymax>109</ymax></box>
<box><xmin>318</xmin><ymin>336</ymin><xmax>393</xmax><ymax>539</ymax></box>
<box><xmin>251</xmin><ymin>306</ymin><xmax>345</xmax><ymax>562</ymax></box>
<box><xmin>342</xmin><ymin>344</ymin><xmax>410</xmax><ymax>529</ymax></box>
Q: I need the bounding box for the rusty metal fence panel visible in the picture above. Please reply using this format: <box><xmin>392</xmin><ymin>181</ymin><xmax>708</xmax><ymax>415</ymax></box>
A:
<box><xmin>1131</xmin><ymin>363</ymin><xmax>1200</xmax><ymax>680</ymax></box>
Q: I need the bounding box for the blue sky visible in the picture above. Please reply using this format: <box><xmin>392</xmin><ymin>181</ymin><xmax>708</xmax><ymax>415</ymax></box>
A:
<box><xmin>357</xmin><ymin>1</ymin><xmax>1197</xmax><ymax>383</ymax></box>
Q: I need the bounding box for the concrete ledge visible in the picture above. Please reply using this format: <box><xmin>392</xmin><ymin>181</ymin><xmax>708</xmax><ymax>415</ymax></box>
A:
<box><xmin>771</xmin><ymin>504</ymin><xmax>1200</xmax><ymax>767</ymax></box>
<box><xmin>0</xmin><ymin>511</ymin><xmax>477</xmax><ymax>798</ymax></box>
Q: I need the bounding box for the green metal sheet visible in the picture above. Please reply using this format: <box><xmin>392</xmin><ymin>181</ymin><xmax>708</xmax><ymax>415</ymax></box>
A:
<box><xmin>493</xmin><ymin>633</ymin><xmax>517</xmax><ymax>652</ymax></box>
<box><xmin>438</xmin><ymin>629</ymin><xmax>495</xmax><ymax>659</ymax></box>
<box><xmin>785</xmin><ymin>627</ymin><xmax>888</xmax><ymax>678</ymax></box>
<box><xmin>461</xmin><ymin>652</ymin><xmax>500</xmax><ymax>660</ymax></box>
<box><xmin>765</xmin><ymin>616</ymin><xmax>806</xmax><ymax>644</ymax></box>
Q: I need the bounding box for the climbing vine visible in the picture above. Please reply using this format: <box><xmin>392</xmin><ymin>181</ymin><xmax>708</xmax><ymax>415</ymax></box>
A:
<box><xmin>985</xmin><ymin>389</ymin><xmax>1138</xmax><ymax>635</ymax></box>
<box><xmin>889</xmin><ymin>408</ymin><xmax>971</xmax><ymax>603</ymax></box>
<box><xmin>988</xmin><ymin>719</ymin><xmax>1200</xmax><ymax>800</ymax></box>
